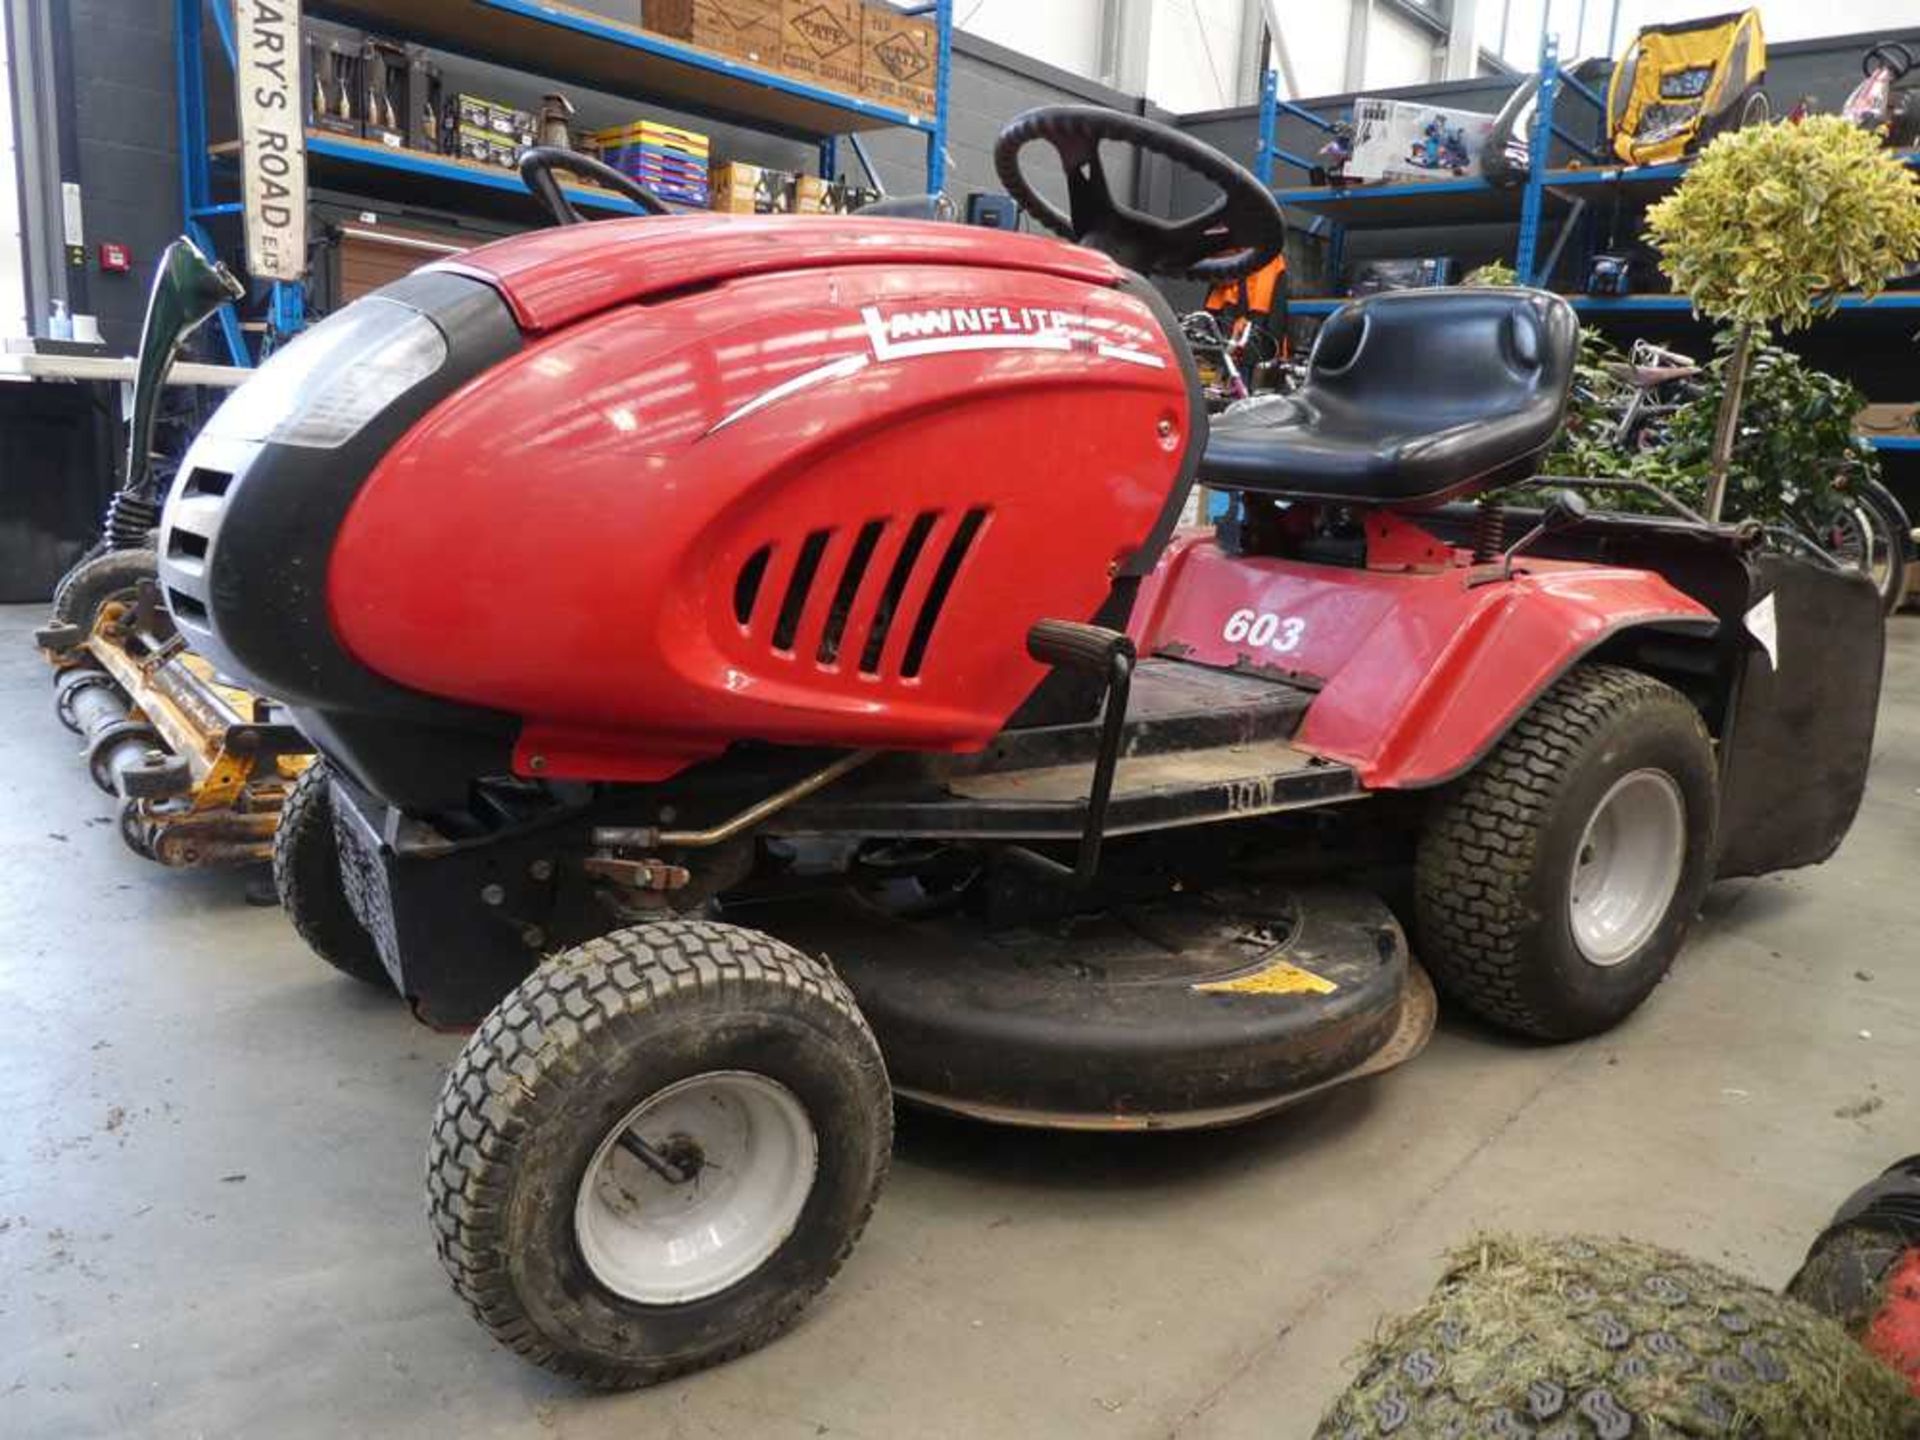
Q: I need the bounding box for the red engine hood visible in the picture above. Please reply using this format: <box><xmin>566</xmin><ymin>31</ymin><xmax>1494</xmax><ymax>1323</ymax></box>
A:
<box><xmin>431</xmin><ymin>214</ymin><xmax>1129</xmax><ymax>333</ymax></box>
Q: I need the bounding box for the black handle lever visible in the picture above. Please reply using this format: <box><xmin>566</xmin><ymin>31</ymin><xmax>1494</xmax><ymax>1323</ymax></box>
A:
<box><xmin>1018</xmin><ymin>620</ymin><xmax>1135</xmax><ymax>885</ymax></box>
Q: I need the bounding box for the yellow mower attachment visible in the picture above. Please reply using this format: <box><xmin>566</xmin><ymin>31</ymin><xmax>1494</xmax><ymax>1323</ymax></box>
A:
<box><xmin>48</xmin><ymin>567</ymin><xmax>311</xmax><ymax>867</ymax></box>
<box><xmin>1607</xmin><ymin>9</ymin><xmax>1767</xmax><ymax>166</ymax></box>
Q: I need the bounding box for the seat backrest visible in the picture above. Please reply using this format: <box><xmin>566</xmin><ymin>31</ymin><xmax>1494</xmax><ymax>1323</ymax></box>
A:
<box><xmin>1304</xmin><ymin>287</ymin><xmax>1578</xmax><ymax>434</ymax></box>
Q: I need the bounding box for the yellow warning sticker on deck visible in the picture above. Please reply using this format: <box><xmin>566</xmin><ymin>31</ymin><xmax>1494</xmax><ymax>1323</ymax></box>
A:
<box><xmin>1194</xmin><ymin>958</ymin><xmax>1338</xmax><ymax>996</ymax></box>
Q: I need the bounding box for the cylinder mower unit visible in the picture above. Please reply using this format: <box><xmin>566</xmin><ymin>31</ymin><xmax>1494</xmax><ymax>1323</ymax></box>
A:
<box><xmin>43</xmin><ymin>569</ymin><xmax>312</xmax><ymax>866</ymax></box>
<box><xmin>154</xmin><ymin>122</ymin><xmax>1884</xmax><ymax>1389</ymax></box>
<box><xmin>34</xmin><ymin>235</ymin><xmax>313</xmax><ymax>867</ymax></box>
<box><xmin>1606</xmin><ymin>9</ymin><xmax>1768</xmax><ymax>166</ymax></box>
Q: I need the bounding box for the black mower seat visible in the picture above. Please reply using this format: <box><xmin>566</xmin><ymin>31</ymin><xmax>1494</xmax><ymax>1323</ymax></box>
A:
<box><xmin>1199</xmin><ymin>288</ymin><xmax>1578</xmax><ymax>507</ymax></box>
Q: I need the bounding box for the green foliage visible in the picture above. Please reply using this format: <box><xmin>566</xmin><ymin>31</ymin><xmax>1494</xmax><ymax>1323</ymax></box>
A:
<box><xmin>1463</xmin><ymin>259</ymin><xmax>1519</xmax><ymax>287</ymax></box>
<box><xmin>1538</xmin><ymin>329</ymin><xmax>1878</xmax><ymax>523</ymax></box>
<box><xmin>1661</xmin><ymin>331</ymin><xmax>1878</xmax><ymax>522</ymax></box>
<box><xmin>1646</xmin><ymin>115</ymin><xmax>1920</xmax><ymax>331</ymax></box>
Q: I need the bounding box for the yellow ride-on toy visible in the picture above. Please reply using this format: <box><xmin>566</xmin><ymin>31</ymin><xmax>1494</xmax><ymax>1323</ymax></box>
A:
<box><xmin>1608</xmin><ymin>9</ymin><xmax>1769</xmax><ymax>166</ymax></box>
<box><xmin>35</xmin><ymin>238</ymin><xmax>314</xmax><ymax>868</ymax></box>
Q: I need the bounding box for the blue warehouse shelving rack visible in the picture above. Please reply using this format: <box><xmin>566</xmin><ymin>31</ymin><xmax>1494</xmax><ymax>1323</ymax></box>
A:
<box><xmin>176</xmin><ymin>0</ymin><xmax>954</xmax><ymax>366</ymax></box>
<box><xmin>1249</xmin><ymin>24</ymin><xmax>1920</xmax><ymax>456</ymax></box>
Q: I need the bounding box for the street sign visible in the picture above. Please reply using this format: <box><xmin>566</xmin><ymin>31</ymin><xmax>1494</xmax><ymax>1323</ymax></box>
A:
<box><xmin>234</xmin><ymin>0</ymin><xmax>307</xmax><ymax>282</ymax></box>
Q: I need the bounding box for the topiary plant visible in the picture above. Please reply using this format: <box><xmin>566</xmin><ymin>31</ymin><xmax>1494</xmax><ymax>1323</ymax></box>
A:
<box><xmin>1643</xmin><ymin>115</ymin><xmax>1920</xmax><ymax>516</ymax></box>
<box><xmin>1647</xmin><ymin>115</ymin><xmax>1920</xmax><ymax>330</ymax></box>
<box><xmin>1463</xmin><ymin>259</ymin><xmax>1519</xmax><ymax>287</ymax></box>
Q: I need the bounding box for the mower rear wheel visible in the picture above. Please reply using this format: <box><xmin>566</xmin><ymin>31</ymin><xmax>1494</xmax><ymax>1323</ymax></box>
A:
<box><xmin>1415</xmin><ymin>664</ymin><xmax>1716</xmax><ymax>1041</ymax></box>
<box><xmin>427</xmin><ymin>919</ymin><xmax>892</xmax><ymax>1389</ymax></box>
<box><xmin>273</xmin><ymin>760</ymin><xmax>388</xmax><ymax>988</ymax></box>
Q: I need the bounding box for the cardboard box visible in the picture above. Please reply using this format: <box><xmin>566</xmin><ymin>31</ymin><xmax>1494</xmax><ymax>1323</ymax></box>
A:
<box><xmin>456</xmin><ymin>93</ymin><xmax>491</xmax><ymax>132</ymax></box>
<box><xmin>781</xmin><ymin>0</ymin><xmax>862</xmax><ymax>96</ymax></box>
<box><xmin>639</xmin><ymin>0</ymin><xmax>695</xmax><ymax>36</ymax></box>
<box><xmin>1347</xmin><ymin>97</ymin><xmax>1496</xmax><ymax>182</ymax></box>
<box><xmin>454</xmin><ymin>94</ymin><xmax>534</xmax><ymax>149</ymax></box>
<box><xmin>859</xmin><ymin>4</ymin><xmax>936</xmax><ymax>117</ymax></box>
<box><xmin>792</xmin><ymin>174</ymin><xmax>832</xmax><ymax>213</ymax></box>
<box><xmin>684</xmin><ymin>0</ymin><xmax>781</xmax><ymax>65</ymax></box>
<box><xmin>455</xmin><ymin>124</ymin><xmax>519</xmax><ymax>170</ymax></box>
<box><xmin>711</xmin><ymin>161</ymin><xmax>798</xmax><ymax>213</ymax></box>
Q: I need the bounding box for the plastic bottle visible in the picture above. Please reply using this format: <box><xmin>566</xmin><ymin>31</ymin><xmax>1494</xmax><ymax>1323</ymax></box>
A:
<box><xmin>48</xmin><ymin>299</ymin><xmax>72</xmax><ymax>341</ymax></box>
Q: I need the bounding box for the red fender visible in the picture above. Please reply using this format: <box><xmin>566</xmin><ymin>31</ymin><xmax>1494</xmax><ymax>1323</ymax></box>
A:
<box><xmin>1131</xmin><ymin>532</ymin><xmax>1716</xmax><ymax>788</ymax></box>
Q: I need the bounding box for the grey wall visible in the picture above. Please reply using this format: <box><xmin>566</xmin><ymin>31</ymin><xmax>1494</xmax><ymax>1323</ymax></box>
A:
<box><xmin>61</xmin><ymin>0</ymin><xmax>182</xmax><ymax>352</ymax></box>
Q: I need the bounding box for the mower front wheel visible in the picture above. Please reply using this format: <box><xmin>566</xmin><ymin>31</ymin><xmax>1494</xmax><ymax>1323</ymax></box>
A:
<box><xmin>273</xmin><ymin>760</ymin><xmax>389</xmax><ymax>988</ymax></box>
<box><xmin>428</xmin><ymin>919</ymin><xmax>892</xmax><ymax>1389</ymax></box>
<box><xmin>1415</xmin><ymin>664</ymin><xmax>1717</xmax><ymax>1041</ymax></box>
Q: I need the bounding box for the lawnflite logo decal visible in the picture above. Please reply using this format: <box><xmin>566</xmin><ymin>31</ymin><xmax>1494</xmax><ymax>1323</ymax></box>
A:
<box><xmin>791</xmin><ymin>5</ymin><xmax>855</xmax><ymax>56</ymax></box>
<box><xmin>862</xmin><ymin>305</ymin><xmax>1167</xmax><ymax>368</ymax></box>
<box><xmin>707</xmin><ymin>304</ymin><xmax>1165</xmax><ymax>436</ymax></box>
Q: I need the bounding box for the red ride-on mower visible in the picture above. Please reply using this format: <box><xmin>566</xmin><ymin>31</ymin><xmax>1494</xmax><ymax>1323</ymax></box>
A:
<box><xmin>155</xmin><ymin>117</ymin><xmax>1881</xmax><ymax>1386</ymax></box>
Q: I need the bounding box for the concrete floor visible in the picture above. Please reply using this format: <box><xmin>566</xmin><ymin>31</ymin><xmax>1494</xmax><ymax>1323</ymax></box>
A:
<box><xmin>1</xmin><ymin>603</ymin><xmax>1915</xmax><ymax>1440</ymax></box>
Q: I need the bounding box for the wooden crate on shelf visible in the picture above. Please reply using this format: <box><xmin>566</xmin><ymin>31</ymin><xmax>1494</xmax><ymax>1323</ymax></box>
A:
<box><xmin>642</xmin><ymin>0</ymin><xmax>782</xmax><ymax>66</ymax></box>
<box><xmin>780</xmin><ymin>0</ymin><xmax>863</xmax><ymax>96</ymax></box>
<box><xmin>699</xmin><ymin>0</ymin><xmax>781</xmax><ymax>63</ymax></box>
<box><xmin>637</xmin><ymin>0</ymin><xmax>695</xmax><ymax>35</ymax></box>
<box><xmin>859</xmin><ymin>3</ymin><xmax>936</xmax><ymax>117</ymax></box>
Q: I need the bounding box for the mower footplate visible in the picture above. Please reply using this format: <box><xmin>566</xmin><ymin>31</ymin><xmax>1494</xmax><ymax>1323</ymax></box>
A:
<box><xmin>760</xmin><ymin>883</ymin><xmax>1430</xmax><ymax>1130</ymax></box>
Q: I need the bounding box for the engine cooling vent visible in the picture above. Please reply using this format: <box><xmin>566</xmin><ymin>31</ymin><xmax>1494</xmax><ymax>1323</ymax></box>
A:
<box><xmin>156</xmin><ymin>465</ymin><xmax>235</xmax><ymax>638</ymax></box>
<box><xmin>733</xmin><ymin>508</ymin><xmax>989</xmax><ymax>678</ymax></box>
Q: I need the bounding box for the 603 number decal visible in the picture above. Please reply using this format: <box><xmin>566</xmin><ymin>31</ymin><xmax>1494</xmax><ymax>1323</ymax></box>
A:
<box><xmin>1222</xmin><ymin>608</ymin><xmax>1308</xmax><ymax>654</ymax></box>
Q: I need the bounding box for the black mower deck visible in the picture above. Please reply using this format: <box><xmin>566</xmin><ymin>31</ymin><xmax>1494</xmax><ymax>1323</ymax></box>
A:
<box><xmin>742</xmin><ymin>882</ymin><xmax>1433</xmax><ymax>1130</ymax></box>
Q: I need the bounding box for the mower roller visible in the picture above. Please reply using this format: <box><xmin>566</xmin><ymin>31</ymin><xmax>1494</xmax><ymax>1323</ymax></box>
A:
<box><xmin>35</xmin><ymin>237</ymin><xmax>315</xmax><ymax>868</ymax></box>
<box><xmin>153</xmin><ymin>120</ymin><xmax>1881</xmax><ymax>1386</ymax></box>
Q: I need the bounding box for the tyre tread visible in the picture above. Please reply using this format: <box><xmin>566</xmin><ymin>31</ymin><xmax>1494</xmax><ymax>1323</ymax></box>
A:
<box><xmin>427</xmin><ymin>918</ymin><xmax>888</xmax><ymax>1389</ymax></box>
<box><xmin>1415</xmin><ymin>664</ymin><xmax>1709</xmax><ymax>1039</ymax></box>
<box><xmin>273</xmin><ymin>761</ymin><xmax>387</xmax><ymax>986</ymax></box>
<box><xmin>49</xmin><ymin>546</ymin><xmax>155</xmax><ymax>631</ymax></box>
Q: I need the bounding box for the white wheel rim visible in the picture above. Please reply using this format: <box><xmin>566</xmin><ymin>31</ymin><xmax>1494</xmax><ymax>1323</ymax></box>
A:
<box><xmin>1568</xmin><ymin>768</ymin><xmax>1687</xmax><ymax>968</ymax></box>
<box><xmin>574</xmin><ymin>1071</ymin><xmax>818</xmax><ymax>1305</ymax></box>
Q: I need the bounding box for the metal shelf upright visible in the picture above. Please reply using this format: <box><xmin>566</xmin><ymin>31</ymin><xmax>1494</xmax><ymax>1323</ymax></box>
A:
<box><xmin>1256</xmin><ymin>26</ymin><xmax>1604</xmax><ymax>293</ymax></box>
<box><xmin>175</xmin><ymin>0</ymin><xmax>955</xmax><ymax>365</ymax></box>
<box><xmin>1253</xmin><ymin>24</ymin><xmax>1919</xmax><ymax>323</ymax></box>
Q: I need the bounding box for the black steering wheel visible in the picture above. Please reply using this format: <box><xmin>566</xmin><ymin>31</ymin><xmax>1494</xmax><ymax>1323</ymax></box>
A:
<box><xmin>993</xmin><ymin>106</ymin><xmax>1287</xmax><ymax>283</ymax></box>
<box><xmin>518</xmin><ymin>146</ymin><xmax>672</xmax><ymax>225</ymax></box>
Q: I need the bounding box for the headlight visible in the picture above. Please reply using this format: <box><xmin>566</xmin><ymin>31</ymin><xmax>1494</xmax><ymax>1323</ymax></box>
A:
<box><xmin>203</xmin><ymin>298</ymin><xmax>449</xmax><ymax>450</ymax></box>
